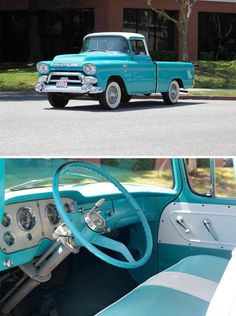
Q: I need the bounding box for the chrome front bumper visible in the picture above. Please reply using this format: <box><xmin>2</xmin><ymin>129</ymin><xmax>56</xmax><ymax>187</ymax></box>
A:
<box><xmin>35</xmin><ymin>82</ymin><xmax>103</xmax><ymax>94</ymax></box>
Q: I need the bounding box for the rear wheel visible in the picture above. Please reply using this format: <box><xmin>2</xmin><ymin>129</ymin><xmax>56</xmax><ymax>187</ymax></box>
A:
<box><xmin>162</xmin><ymin>80</ymin><xmax>180</xmax><ymax>105</ymax></box>
<box><xmin>47</xmin><ymin>93</ymin><xmax>69</xmax><ymax>108</ymax></box>
<box><xmin>98</xmin><ymin>81</ymin><xmax>122</xmax><ymax>110</ymax></box>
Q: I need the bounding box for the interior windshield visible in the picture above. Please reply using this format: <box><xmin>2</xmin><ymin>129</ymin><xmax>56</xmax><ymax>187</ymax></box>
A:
<box><xmin>5</xmin><ymin>158</ymin><xmax>174</xmax><ymax>192</ymax></box>
<box><xmin>81</xmin><ymin>36</ymin><xmax>130</xmax><ymax>53</ymax></box>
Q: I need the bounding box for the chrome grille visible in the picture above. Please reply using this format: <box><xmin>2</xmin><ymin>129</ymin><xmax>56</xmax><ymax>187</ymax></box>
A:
<box><xmin>48</xmin><ymin>72</ymin><xmax>83</xmax><ymax>84</ymax></box>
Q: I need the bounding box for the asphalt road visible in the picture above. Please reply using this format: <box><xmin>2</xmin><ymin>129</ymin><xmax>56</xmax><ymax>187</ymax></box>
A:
<box><xmin>0</xmin><ymin>94</ymin><xmax>235</xmax><ymax>156</ymax></box>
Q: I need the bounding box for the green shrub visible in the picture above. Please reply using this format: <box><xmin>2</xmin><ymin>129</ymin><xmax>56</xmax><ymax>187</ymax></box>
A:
<box><xmin>199</xmin><ymin>51</ymin><xmax>215</xmax><ymax>61</ymax></box>
<box><xmin>150</xmin><ymin>50</ymin><xmax>175</xmax><ymax>61</ymax></box>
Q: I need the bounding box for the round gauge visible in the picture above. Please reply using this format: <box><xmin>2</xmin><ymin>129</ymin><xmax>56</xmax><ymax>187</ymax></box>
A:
<box><xmin>46</xmin><ymin>204</ymin><xmax>60</xmax><ymax>225</ymax></box>
<box><xmin>3</xmin><ymin>232</ymin><xmax>15</xmax><ymax>246</ymax></box>
<box><xmin>17</xmin><ymin>207</ymin><xmax>36</xmax><ymax>231</ymax></box>
<box><xmin>2</xmin><ymin>213</ymin><xmax>11</xmax><ymax>227</ymax></box>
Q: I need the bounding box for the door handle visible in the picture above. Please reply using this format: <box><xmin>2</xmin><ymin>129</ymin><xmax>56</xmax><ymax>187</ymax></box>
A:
<box><xmin>203</xmin><ymin>218</ymin><xmax>218</xmax><ymax>241</ymax></box>
<box><xmin>176</xmin><ymin>216</ymin><xmax>190</xmax><ymax>233</ymax></box>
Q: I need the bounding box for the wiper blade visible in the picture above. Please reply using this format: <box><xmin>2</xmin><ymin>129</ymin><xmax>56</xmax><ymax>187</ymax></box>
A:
<box><xmin>10</xmin><ymin>177</ymin><xmax>52</xmax><ymax>191</ymax></box>
<box><xmin>87</xmin><ymin>49</ymin><xmax>109</xmax><ymax>52</ymax></box>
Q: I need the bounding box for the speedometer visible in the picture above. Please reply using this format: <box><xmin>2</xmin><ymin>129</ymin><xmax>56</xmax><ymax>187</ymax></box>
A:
<box><xmin>46</xmin><ymin>203</ymin><xmax>60</xmax><ymax>225</ymax></box>
<box><xmin>17</xmin><ymin>207</ymin><xmax>36</xmax><ymax>231</ymax></box>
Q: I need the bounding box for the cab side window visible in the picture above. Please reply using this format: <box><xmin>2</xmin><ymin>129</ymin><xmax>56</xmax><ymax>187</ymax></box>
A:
<box><xmin>130</xmin><ymin>39</ymin><xmax>147</xmax><ymax>56</ymax></box>
<box><xmin>186</xmin><ymin>158</ymin><xmax>236</xmax><ymax>198</ymax></box>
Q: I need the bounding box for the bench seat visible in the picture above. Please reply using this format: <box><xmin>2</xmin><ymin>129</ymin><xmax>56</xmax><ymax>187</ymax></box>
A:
<box><xmin>97</xmin><ymin>255</ymin><xmax>229</xmax><ymax>316</ymax></box>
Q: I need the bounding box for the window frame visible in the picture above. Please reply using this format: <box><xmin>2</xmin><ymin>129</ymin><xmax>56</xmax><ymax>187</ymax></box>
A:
<box><xmin>130</xmin><ymin>39</ymin><xmax>148</xmax><ymax>56</ymax></box>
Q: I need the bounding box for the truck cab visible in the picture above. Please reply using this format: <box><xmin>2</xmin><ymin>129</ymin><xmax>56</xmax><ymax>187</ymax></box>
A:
<box><xmin>35</xmin><ymin>32</ymin><xmax>194</xmax><ymax>110</ymax></box>
<box><xmin>0</xmin><ymin>158</ymin><xmax>236</xmax><ymax>315</ymax></box>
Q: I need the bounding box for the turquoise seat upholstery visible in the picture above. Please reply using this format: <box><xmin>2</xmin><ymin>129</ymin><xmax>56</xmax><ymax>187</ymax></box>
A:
<box><xmin>166</xmin><ymin>255</ymin><xmax>228</xmax><ymax>283</ymax></box>
<box><xmin>97</xmin><ymin>255</ymin><xmax>229</xmax><ymax>316</ymax></box>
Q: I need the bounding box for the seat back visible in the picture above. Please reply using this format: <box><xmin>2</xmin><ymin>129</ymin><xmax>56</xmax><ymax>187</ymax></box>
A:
<box><xmin>206</xmin><ymin>248</ymin><xmax>236</xmax><ymax>316</ymax></box>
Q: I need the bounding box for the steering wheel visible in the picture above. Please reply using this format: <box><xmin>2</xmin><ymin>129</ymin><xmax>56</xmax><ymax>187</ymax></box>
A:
<box><xmin>52</xmin><ymin>161</ymin><xmax>153</xmax><ymax>269</ymax></box>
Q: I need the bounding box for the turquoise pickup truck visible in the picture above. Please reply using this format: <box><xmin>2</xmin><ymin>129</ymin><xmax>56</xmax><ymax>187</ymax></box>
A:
<box><xmin>35</xmin><ymin>32</ymin><xmax>194</xmax><ymax>110</ymax></box>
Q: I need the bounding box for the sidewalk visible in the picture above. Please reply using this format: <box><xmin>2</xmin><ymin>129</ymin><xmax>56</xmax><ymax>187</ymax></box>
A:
<box><xmin>137</xmin><ymin>88</ymin><xmax>236</xmax><ymax>101</ymax></box>
<box><xmin>186</xmin><ymin>88</ymin><xmax>236</xmax><ymax>100</ymax></box>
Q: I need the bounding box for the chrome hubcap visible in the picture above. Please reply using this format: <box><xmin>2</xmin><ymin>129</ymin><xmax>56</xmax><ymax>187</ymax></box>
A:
<box><xmin>108</xmin><ymin>86</ymin><xmax>118</xmax><ymax>104</ymax></box>
<box><xmin>170</xmin><ymin>84</ymin><xmax>178</xmax><ymax>100</ymax></box>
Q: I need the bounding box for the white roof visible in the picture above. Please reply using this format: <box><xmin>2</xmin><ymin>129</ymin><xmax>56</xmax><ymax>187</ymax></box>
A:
<box><xmin>84</xmin><ymin>32</ymin><xmax>145</xmax><ymax>40</ymax></box>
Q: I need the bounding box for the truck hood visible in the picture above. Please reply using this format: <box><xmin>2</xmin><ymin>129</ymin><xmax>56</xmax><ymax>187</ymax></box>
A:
<box><xmin>0</xmin><ymin>159</ymin><xmax>4</xmax><ymax>221</ymax></box>
<box><xmin>51</xmin><ymin>51</ymin><xmax>129</xmax><ymax>66</ymax></box>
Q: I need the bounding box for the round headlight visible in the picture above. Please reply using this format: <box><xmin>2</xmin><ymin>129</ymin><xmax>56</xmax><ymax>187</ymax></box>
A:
<box><xmin>83</xmin><ymin>63</ymin><xmax>96</xmax><ymax>75</ymax></box>
<box><xmin>37</xmin><ymin>63</ymin><xmax>49</xmax><ymax>74</ymax></box>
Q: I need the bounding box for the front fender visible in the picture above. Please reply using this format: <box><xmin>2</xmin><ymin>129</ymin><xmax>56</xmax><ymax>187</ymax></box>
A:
<box><xmin>95</xmin><ymin>61</ymin><xmax>131</xmax><ymax>91</ymax></box>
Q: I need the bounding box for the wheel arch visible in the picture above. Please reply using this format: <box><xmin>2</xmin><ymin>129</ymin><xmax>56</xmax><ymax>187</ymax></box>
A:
<box><xmin>172</xmin><ymin>78</ymin><xmax>184</xmax><ymax>89</ymax></box>
<box><xmin>107</xmin><ymin>75</ymin><xmax>129</xmax><ymax>95</ymax></box>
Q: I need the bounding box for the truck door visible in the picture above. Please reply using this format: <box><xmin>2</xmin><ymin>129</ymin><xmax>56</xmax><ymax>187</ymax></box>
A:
<box><xmin>127</xmin><ymin>39</ymin><xmax>156</xmax><ymax>94</ymax></box>
<box><xmin>158</xmin><ymin>158</ymin><xmax>236</xmax><ymax>271</ymax></box>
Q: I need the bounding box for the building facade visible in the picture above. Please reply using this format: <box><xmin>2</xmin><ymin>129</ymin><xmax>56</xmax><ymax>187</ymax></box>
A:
<box><xmin>0</xmin><ymin>0</ymin><xmax>235</xmax><ymax>62</ymax></box>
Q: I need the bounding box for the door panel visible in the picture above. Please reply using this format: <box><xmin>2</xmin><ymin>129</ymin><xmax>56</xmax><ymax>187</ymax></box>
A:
<box><xmin>158</xmin><ymin>202</ymin><xmax>236</xmax><ymax>251</ymax></box>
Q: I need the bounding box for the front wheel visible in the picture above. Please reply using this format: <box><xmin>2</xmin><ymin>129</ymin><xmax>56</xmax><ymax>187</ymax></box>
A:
<box><xmin>98</xmin><ymin>81</ymin><xmax>122</xmax><ymax>110</ymax></box>
<box><xmin>47</xmin><ymin>93</ymin><xmax>69</xmax><ymax>108</ymax></box>
<box><xmin>162</xmin><ymin>80</ymin><xmax>180</xmax><ymax>105</ymax></box>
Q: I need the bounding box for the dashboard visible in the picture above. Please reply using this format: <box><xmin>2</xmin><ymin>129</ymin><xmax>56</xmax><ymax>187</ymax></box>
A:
<box><xmin>0</xmin><ymin>195</ymin><xmax>117</xmax><ymax>255</ymax></box>
<box><xmin>0</xmin><ymin>198</ymin><xmax>75</xmax><ymax>254</ymax></box>
<box><xmin>0</xmin><ymin>183</ymin><xmax>166</xmax><ymax>271</ymax></box>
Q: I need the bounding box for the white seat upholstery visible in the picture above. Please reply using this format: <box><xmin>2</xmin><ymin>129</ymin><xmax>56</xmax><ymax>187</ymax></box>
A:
<box><xmin>142</xmin><ymin>271</ymin><xmax>218</xmax><ymax>302</ymax></box>
<box><xmin>206</xmin><ymin>248</ymin><xmax>236</xmax><ymax>316</ymax></box>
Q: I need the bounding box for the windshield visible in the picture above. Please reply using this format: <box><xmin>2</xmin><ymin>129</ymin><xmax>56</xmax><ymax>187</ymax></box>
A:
<box><xmin>5</xmin><ymin>158</ymin><xmax>174</xmax><ymax>192</ymax></box>
<box><xmin>81</xmin><ymin>36</ymin><xmax>130</xmax><ymax>53</ymax></box>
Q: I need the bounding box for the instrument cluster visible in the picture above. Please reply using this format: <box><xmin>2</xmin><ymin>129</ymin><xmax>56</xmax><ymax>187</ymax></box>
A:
<box><xmin>0</xmin><ymin>198</ymin><xmax>75</xmax><ymax>254</ymax></box>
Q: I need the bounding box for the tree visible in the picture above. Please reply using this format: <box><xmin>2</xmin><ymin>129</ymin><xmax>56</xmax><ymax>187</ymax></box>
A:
<box><xmin>27</xmin><ymin>0</ymin><xmax>77</xmax><ymax>61</ymax></box>
<box><xmin>145</xmin><ymin>0</ymin><xmax>198</xmax><ymax>61</ymax></box>
<box><xmin>212</xmin><ymin>14</ymin><xmax>236</xmax><ymax>60</ymax></box>
<box><xmin>188</xmin><ymin>158</ymin><xmax>197</xmax><ymax>175</ymax></box>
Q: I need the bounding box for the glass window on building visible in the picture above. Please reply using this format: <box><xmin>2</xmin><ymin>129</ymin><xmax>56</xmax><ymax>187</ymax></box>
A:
<box><xmin>39</xmin><ymin>9</ymin><xmax>95</xmax><ymax>60</ymax></box>
<box><xmin>0</xmin><ymin>11</ymin><xmax>29</xmax><ymax>62</ymax></box>
<box><xmin>71</xmin><ymin>9</ymin><xmax>95</xmax><ymax>52</ymax></box>
<box><xmin>123</xmin><ymin>8</ymin><xmax>176</xmax><ymax>54</ymax></box>
<box><xmin>0</xmin><ymin>8</ymin><xmax>94</xmax><ymax>63</ymax></box>
<box><xmin>198</xmin><ymin>12</ymin><xmax>236</xmax><ymax>60</ymax></box>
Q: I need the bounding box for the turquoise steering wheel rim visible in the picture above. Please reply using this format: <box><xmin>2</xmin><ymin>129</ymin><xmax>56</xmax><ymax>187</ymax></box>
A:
<box><xmin>52</xmin><ymin>161</ymin><xmax>153</xmax><ymax>269</ymax></box>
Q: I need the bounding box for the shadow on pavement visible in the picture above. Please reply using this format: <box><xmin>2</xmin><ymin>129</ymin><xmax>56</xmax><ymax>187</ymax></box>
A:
<box><xmin>45</xmin><ymin>100</ymin><xmax>206</xmax><ymax>113</ymax></box>
<box><xmin>45</xmin><ymin>100</ymin><xmax>207</xmax><ymax>112</ymax></box>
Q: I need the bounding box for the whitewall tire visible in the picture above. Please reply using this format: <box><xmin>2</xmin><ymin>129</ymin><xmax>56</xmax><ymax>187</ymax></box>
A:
<box><xmin>98</xmin><ymin>81</ymin><xmax>122</xmax><ymax>110</ymax></box>
<box><xmin>162</xmin><ymin>80</ymin><xmax>180</xmax><ymax>105</ymax></box>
